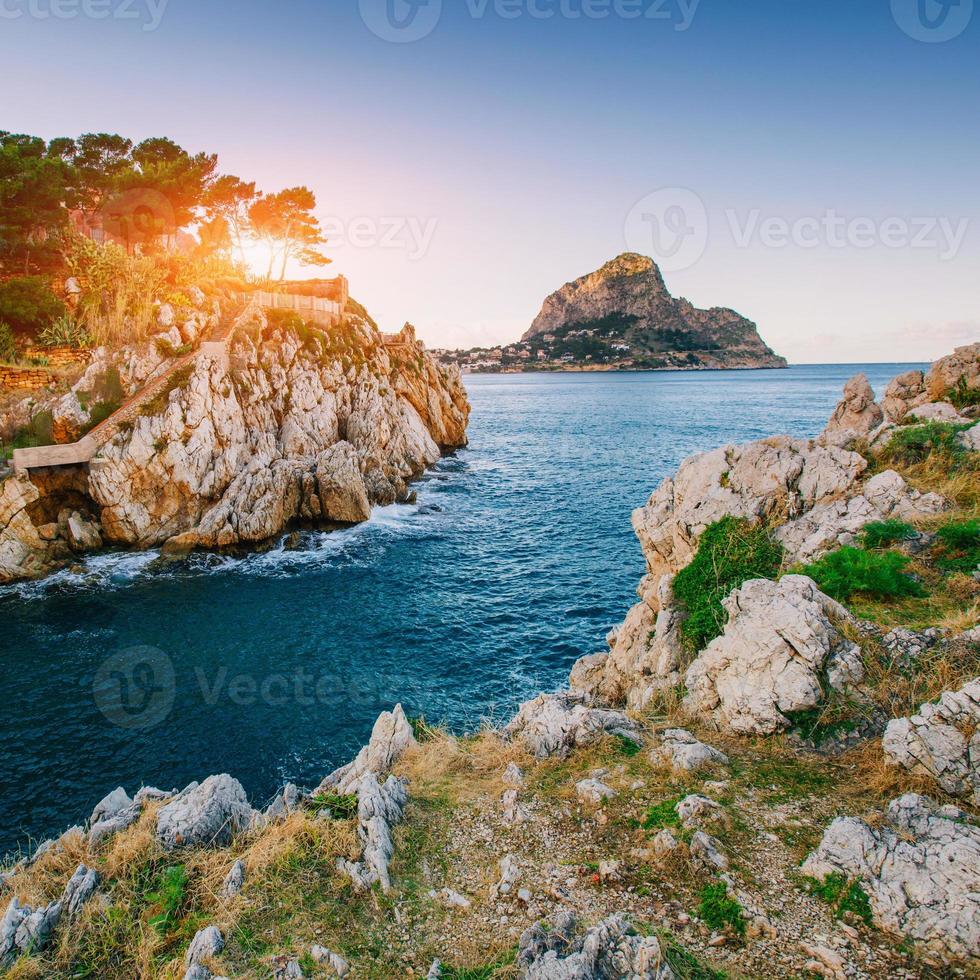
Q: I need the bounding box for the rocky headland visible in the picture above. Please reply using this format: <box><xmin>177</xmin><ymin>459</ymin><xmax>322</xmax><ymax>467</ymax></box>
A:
<box><xmin>0</xmin><ymin>294</ymin><xmax>470</xmax><ymax>583</ymax></box>
<box><xmin>2</xmin><ymin>345</ymin><xmax>978</xmax><ymax>979</ymax></box>
<box><xmin>438</xmin><ymin>254</ymin><xmax>787</xmax><ymax>373</ymax></box>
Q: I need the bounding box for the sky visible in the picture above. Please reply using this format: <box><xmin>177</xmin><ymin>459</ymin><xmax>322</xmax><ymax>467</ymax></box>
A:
<box><xmin>2</xmin><ymin>0</ymin><xmax>978</xmax><ymax>362</ymax></box>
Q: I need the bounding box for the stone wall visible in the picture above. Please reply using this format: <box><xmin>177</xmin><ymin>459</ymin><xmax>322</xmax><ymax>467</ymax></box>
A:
<box><xmin>22</xmin><ymin>347</ymin><xmax>92</xmax><ymax>369</ymax></box>
<box><xmin>0</xmin><ymin>366</ymin><xmax>58</xmax><ymax>391</ymax></box>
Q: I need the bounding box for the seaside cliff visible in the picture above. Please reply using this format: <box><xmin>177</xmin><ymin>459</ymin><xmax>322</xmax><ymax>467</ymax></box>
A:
<box><xmin>2</xmin><ymin>345</ymin><xmax>978</xmax><ymax>979</ymax></box>
<box><xmin>0</xmin><ymin>296</ymin><xmax>470</xmax><ymax>583</ymax></box>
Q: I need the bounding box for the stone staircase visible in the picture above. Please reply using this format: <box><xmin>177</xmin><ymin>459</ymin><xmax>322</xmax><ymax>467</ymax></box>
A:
<box><xmin>12</xmin><ymin>301</ymin><xmax>254</xmax><ymax>477</ymax></box>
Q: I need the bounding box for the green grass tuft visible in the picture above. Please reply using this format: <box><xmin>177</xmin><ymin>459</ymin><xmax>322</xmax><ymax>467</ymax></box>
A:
<box><xmin>673</xmin><ymin>517</ymin><xmax>784</xmax><ymax>652</ymax></box>
<box><xmin>804</xmin><ymin>874</ymin><xmax>874</xmax><ymax>927</ymax></box>
<box><xmin>308</xmin><ymin>792</ymin><xmax>358</xmax><ymax>820</ymax></box>
<box><xmin>658</xmin><ymin>931</ymin><xmax>728</xmax><ymax>979</ymax></box>
<box><xmin>879</xmin><ymin>421</ymin><xmax>974</xmax><ymax>469</ymax></box>
<box><xmin>800</xmin><ymin>546</ymin><xmax>925</xmax><ymax>602</ymax></box>
<box><xmin>934</xmin><ymin>518</ymin><xmax>980</xmax><ymax>575</ymax></box>
<box><xmin>860</xmin><ymin>519</ymin><xmax>917</xmax><ymax>549</ymax></box>
<box><xmin>145</xmin><ymin>864</ymin><xmax>189</xmax><ymax>936</ymax></box>
<box><xmin>697</xmin><ymin>882</ymin><xmax>745</xmax><ymax>938</ymax></box>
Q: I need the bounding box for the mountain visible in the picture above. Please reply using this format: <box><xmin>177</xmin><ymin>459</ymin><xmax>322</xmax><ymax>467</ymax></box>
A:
<box><xmin>519</xmin><ymin>253</ymin><xmax>787</xmax><ymax>370</ymax></box>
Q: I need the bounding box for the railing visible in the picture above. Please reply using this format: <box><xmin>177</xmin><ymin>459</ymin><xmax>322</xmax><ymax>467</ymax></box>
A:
<box><xmin>12</xmin><ymin>301</ymin><xmax>255</xmax><ymax>476</ymax></box>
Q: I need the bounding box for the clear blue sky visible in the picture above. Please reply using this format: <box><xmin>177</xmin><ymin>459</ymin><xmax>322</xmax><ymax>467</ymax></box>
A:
<box><xmin>2</xmin><ymin>0</ymin><xmax>978</xmax><ymax>361</ymax></box>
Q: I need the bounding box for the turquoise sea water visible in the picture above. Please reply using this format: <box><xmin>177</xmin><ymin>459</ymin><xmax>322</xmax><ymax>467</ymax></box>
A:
<box><xmin>0</xmin><ymin>364</ymin><xmax>921</xmax><ymax>855</ymax></box>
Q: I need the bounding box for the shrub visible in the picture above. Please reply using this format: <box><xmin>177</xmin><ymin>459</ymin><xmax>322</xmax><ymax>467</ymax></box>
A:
<box><xmin>0</xmin><ymin>276</ymin><xmax>66</xmax><ymax>334</ymax></box>
<box><xmin>673</xmin><ymin>517</ymin><xmax>784</xmax><ymax>652</ymax></box>
<box><xmin>948</xmin><ymin>376</ymin><xmax>980</xmax><ymax>410</ymax></box>
<box><xmin>37</xmin><ymin>314</ymin><xmax>93</xmax><ymax>349</ymax></box>
<box><xmin>0</xmin><ymin>322</ymin><xmax>17</xmax><ymax>363</ymax></box>
<box><xmin>308</xmin><ymin>791</ymin><xmax>358</xmax><ymax>820</ymax></box>
<box><xmin>697</xmin><ymin>882</ymin><xmax>745</xmax><ymax>937</ymax></box>
<box><xmin>801</xmin><ymin>546</ymin><xmax>926</xmax><ymax>602</ymax></box>
<box><xmin>860</xmin><ymin>519</ymin><xmax>917</xmax><ymax>550</ymax></box>
<box><xmin>641</xmin><ymin>796</ymin><xmax>684</xmax><ymax>830</ymax></box>
<box><xmin>934</xmin><ymin>519</ymin><xmax>980</xmax><ymax>575</ymax></box>
<box><xmin>879</xmin><ymin>421</ymin><xmax>972</xmax><ymax>467</ymax></box>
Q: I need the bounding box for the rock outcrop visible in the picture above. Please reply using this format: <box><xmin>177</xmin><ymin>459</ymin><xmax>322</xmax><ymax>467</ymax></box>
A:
<box><xmin>336</xmin><ymin>772</ymin><xmax>409</xmax><ymax>893</ymax></box>
<box><xmin>0</xmin><ymin>299</ymin><xmax>470</xmax><ymax>583</ymax></box>
<box><xmin>881</xmin><ymin>343</ymin><xmax>980</xmax><ymax>421</ymax></box>
<box><xmin>522</xmin><ymin>253</ymin><xmax>786</xmax><ymax>371</ymax></box>
<box><xmin>820</xmin><ymin>373</ymin><xmax>883</xmax><ymax>447</ymax></box>
<box><xmin>802</xmin><ymin>794</ymin><xmax>980</xmax><ymax>964</ymax></box>
<box><xmin>683</xmin><ymin>577</ymin><xmax>863</xmax><ymax>736</ymax></box>
<box><xmin>650</xmin><ymin>729</ymin><xmax>729</xmax><ymax>772</ymax></box>
<box><xmin>882</xmin><ymin>679</ymin><xmax>980</xmax><ymax>803</ymax></box>
<box><xmin>156</xmin><ymin>775</ymin><xmax>258</xmax><ymax>850</ymax></box>
<box><xmin>317</xmin><ymin>703</ymin><xmax>417</xmax><ymax>795</ymax></box>
<box><xmin>504</xmin><ymin>692</ymin><xmax>643</xmax><ymax>759</ymax></box>
<box><xmin>517</xmin><ymin>910</ymin><xmax>675</xmax><ymax>978</ymax></box>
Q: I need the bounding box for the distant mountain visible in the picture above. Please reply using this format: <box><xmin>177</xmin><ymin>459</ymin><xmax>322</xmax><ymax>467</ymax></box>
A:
<box><xmin>519</xmin><ymin>253</ymin><xmax>787</xmax><ymax>370</ymax></box>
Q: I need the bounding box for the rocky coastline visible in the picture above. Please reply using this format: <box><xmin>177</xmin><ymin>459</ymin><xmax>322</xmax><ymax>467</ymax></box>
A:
<box><xmin>0</xmin><ymin>296</ymin><xmax>470</xmax><ymax>584</ymax></box>
<box><xmin>2</xmin><ymin>345</ymin><xmax>978</xmax><ymax>978</ymax></box>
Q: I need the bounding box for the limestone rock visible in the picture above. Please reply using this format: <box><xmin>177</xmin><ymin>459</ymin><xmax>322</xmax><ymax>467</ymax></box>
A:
<box><xmin>313</xmin><ymin>442</ymin><xmax>371</xmax><ymax>524</ymax></box>
<box><xmin>675</xmin><ymin>794</ymin><xmax>725</xmax><ymax>830</ymax></box>
<box><xmin>689</xmin><ymin>831</ymin><xmax>729</xmax><ymax>871</ymax></box>
<box><xmin>907</xmin><ymin>401</ymin><xmax>970</xmax><ymax>424</ymax></box>
<box><xmin>683</xmin><ymin>576</ymin><xmax>863</xmax><ymax>735</ymax></box>
<box><xmin>491</xmin><ymin>854</ymin><xmax>521</xmax><ymax>899</ymax></box>
<box><xmin>575</xmin><ymin>776</ymin><xmax>617</xmax><ymax>804</ymax></box>
<box><xmin>1</xmin><ymin>896</ymin><xmax>62</xmax><ymax>966</ymax></box>
<box><xmin>186</xmin><ymin>926</ymin><xmax>224</xmax><ymax>966</ymax></box>
<box><xmin>220</xmin><ymin>860</ymin><xmax>246</xmax><ymax>899</ymax></box>
<box><xmin>882</xmin><ymin>678</ymin><xmax>980</xmax><ymax>803</ymax></box>
<box><xmin>924</xmin><ymin>342</ymin><xmax>980</xmax><ymax>404</ymax></box>
<box><xmin>62</xmin><ymin>864</ymin><xmax>99</xmax><ymax>917</ymax></box>
<box><xmin>522</xmin><ymin>252</ymin><xmax>786</xmax><ymax>371</ymax></box>
<box><xmin>504</xmin><ymin>692</ymin><xmax>643</xmax><ymax>759</ymax></box>
<box><xmin>156</xmin><ymin>775</ymin><xmax>257</xmax><ymax>850</ymax></box>
<box><xmin>632</xmin><ymin>436</ymin><xmax>867</xmax><ymax>590</ymax></box>
<box><xmin>502</xmin><ymin>789</ymin><xmax>530</xmax><ymax>825</ymax></box>
<box><xmin>882</xmin><ymin>369</ymin><xmax>927</xmax><ymax>422</ymax></box>
<box><xmin>571</xmin><ymin>576</ymin><xmax>687</xmax><ymax>710</ymax></box>
<box><xmin>318</xmin><ymin>704</ymin><xmax>416</xmax><ymax>795</ymax></box>
<box><xmin>802</xmin><ymin>794</ymin><xmax>980</xmax><ymax>963</ymax></box>
<box><xmin>90</xmin><ymin>786</ymin><xmax>133</xmax><ymax>824</ymax></box>
<box><xmin>775</xmin><ymin>469</ymin><xmax>946</xmax><ymax>564</ymax></box>
<box><xmin>821</xmin><ymin>373</ymin><xmax>883</xmax><ymax>447</ymax></box>
<box><xmin>337</xmin><ymin>773</ymin><xmax>408</xmax><ymax>893</ymax></box>
<box><xmin>517</xmin><ymin>910</ymin><xmax>675</xmax><ymax>978</ymax></box>
<box><xmin>650</xmin><ymin>729</ymin><xmax>729</xmax><ymax>772</ymax></box>
<box><xmin>958</xmin><ymin>425</ymin><xmax>980</xmax><ymax>452</ymax></box>
<box><xmin>502</xmin><ymin>762</ymin><xmax>526</xmax><ymax>788</ymax></box>
<box><xmin>311</xmin><ymin>945</ymin><xmax>350</xmax><ymax>976</ymax></box>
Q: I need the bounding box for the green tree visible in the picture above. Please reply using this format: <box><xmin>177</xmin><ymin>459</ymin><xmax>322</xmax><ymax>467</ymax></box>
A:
<box><xmin>248</xmin><ymin>186</ymin><xmax>331</xmax><ymax>280</ymax></box>
<box><xmin>203</xmin><ymin>174</ymin><xmax>260</xmax><ymax>261</ymax></box>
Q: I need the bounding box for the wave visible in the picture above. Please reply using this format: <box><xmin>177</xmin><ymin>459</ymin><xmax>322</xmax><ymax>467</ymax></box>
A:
<box><xmin>1</xmin><ymin>464</ymin><xmax>467</xmax><ymax>602</ymax></box>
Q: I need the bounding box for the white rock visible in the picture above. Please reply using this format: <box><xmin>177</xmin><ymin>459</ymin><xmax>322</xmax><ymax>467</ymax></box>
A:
<box><xmin>650</xmin><ymin>729</ymin><xmax>729</xmax><ymax>772</ymax></box>
<box><xmin>576</xmin><ymin>778</ymin><xmax>617</xmax><ymax>804</ymax></box>
<box><xmin>156</xmin><ymin>775</ymin><xmax>257</xmax><ymax>850</ymax></box>
<box><xmin>62</xmin><ymin>864</ymin><xmax>99</xmax><ymax>917</ymax></box>
<box><xmin>220</xmin><ymin>859</ymin><xmax>246</xmax><ymax>899</ymax></box>
<box><xmin>802</xmin><ymin>794</ymin><xmax>980</xmax><ymax>964</ymax></box>
<box><xmin>504</xmin><ymin>691</ymin><xmax>643</xmax><ymax>759</ymax></box>
<box><xmin>491</xmin><ymin>854</ymin><xmax>521</xmax><ymax>899</ymax></box>
<box><xmin>683</xmin><ymin>576</ymin><xmax>863</xmax><ymax>735</ymax></box>
<box><xmin>502</xmin><ymin>789</ymin><xmax>531</xmax><ymax>825</ymax></box>
<box><xmin>689</xmin><ymin>831</ymin><xmax>729</xmax><ymax>871</ymax></box>
<box><xmin>907</xmin><ymin>401</ymin><xmax>970</xmax><ymax>423</ymax></box>
<box><xmin>820</xmin><ymin>373</ymin><xmax>884</xmax><ymax>447</ymax></box>
<box><xmin>318</xmin><ymin>705</ymin><xmax>417</xmax><ymax>795</ymax></box>
<box><xmin>186</xmin><ymin>926</ymin><xmax>224</xmax><ymax>966</ymax></box>
<box><xmin>882</xmin><ymin>678</ymin><xmax>980</xmax><ymax>803</ymax></box>
<box><xmin>675</xmin><ymin>794</ymin><xmax>725</xmax><ymax>830</ymax></box>
<box><xmin>518</xmin><ymin>911</ymin><xmax>675</xmax><ymax>978</ymax></box>
<box><xmin>311</xmin><ymin>945</ymin><xmax>350</xmax><ymax>976</ymax></box>
<box><xmin>336</xmin><ymin>773</ymin><xmax>408</xmax><ymax>893</ymax></box>
<box><xmin>502</xmin><ymin>762</ymin><xmax>526</xmax><ymax>787</ymax></box>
